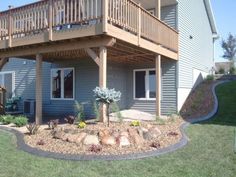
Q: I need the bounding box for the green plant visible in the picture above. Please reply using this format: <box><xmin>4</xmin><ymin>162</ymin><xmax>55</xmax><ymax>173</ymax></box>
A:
<box><xmin>130</xmin><ymin>120</ymin><xmax>141</xmax><ymax>127</ymax></box>
<box><xmin>78</xmin><ymin>121</ymin><xmax>86</xmax><ymax>129</ymax></box>
<box><xmin>93</xmin><ymin>87</ymin><xmax>121</xmax><ymax>127</ymax></box>
<box><xmin>93</xmin><ymin>101</ymin><xmax>100</xmax><ymax>121</ymax></box>
<box><xmin>0</xmin><ymin>115</ymin><xmax>14</xmax><ymax>125</ymax></box>
<box><xmin>111</xmin><ymin>102</ymin><xmax>123</xmax><ymax>123</ymax></box>
<box><xmin>64</xmin><ymin>115</ymin><xmax>76</xmax><ymax>124</ymax></box>
<box><xmin>48</xmin><ymin>119</ymin><xmax>59</xmax><ymax>129</ymax></box>
<box><xmin>219</xmin><ymin>68</ymin><xmax>225</xmax><ymax>74</ymax></box>
<box><xmin>74</xmin><ymin>101</ymin><xmax>85</xmax><ymax>122</ymax></box>
<box><xmin>155</xmin><ymin>116</ymin><xmax>166</xmax><ymax>125</ymax></box>
<box><xmin>13</xmin><ymin>116</ymin><xmax>28</xmax><ymax>127</ymax></box>
<box><xmin>205</xmin><ymin>74</ymin><xmax>214</xmax><ymax>81</ymax></box>
<box><xmin>26</xmin><ymin>123</ymin><xmax>40</xmax><ymax>135</ymax></box>
<box><xmin>230</xmin><ymin>67</ymin><xmax>236</xmax><ymax>74</ymax></box>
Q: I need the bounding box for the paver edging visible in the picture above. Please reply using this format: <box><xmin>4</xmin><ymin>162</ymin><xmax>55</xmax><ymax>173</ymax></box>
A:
<box><xmin>0</xmin><ymin>81</ymin><xmax>228</xmax><ymax>161</ymax></box>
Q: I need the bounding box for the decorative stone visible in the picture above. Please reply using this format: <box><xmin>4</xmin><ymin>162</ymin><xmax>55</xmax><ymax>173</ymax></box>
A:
<box><xmin>118</xmin><ymin>136</ymin><xmax>130</xmax><ymax>147</ymax></box>
<box><xmin>52</xmin><ymin>130</ymin><xmax>66</xmax><ymax>139</ymax></box>
<box><xmin>120</xmin><ymin>131</ymin><xmax>129</xmax><ymax>138</ymax></box>
<box><xmin>99</xmin><ymin>129</ymin><xmax>110</xmax><ymax>138</ymax></box>
<box><xmin>128</xmin><ymin>128</ymin><xmax>144</xmax><ymax>145</ymax></box>
<box><xmin>83</xmin><ymin>135</ymin><xmax>99</xmax><ymax>145</ymax></box>
<box><xmin>76</xmin><ymin>132</ymin><xmax>87</xmax><ymax>144</ymax></box>
<box><xmin>143</xmin><ymin>127</ymin><xmax>161</xmax><ymax>140</ymax></box>
<box><xmin>67</xmin><ymin>134</ymin><xmax>78</xmax><ymax>143</ymax></box>
<box><xmin>137</xmin><ymin>127</ymin><xmax>148</xmax><ymax>138</ymax></box>
<box><xmin>101</xmin><ymin>135</ymin><xmax>116</xmax><ymax>146</ymax></box>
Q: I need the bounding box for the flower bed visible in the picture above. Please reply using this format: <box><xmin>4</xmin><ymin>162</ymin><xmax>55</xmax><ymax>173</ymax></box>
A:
<box><xmin>24</xmin><ymin>118</ymin><xmax>183</xmax><ymax>155</ymax></box>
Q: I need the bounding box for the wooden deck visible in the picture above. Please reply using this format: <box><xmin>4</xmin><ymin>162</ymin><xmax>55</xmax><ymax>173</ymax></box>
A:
<box><xmin>0</xmin><ymin>0</ymin><xmax>178</xmax><ymax>60</ymax></box>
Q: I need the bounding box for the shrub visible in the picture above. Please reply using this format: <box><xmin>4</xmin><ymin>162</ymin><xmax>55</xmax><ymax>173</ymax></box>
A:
<box><xmin>0</xmin><ymin>115</ymin><xmax>14</xmax><ymax>125</ymax></box>
<box><xmin>130</xmin><ymin>120</ymin><xmax>141</xmax><ymax>127</ymax></box>
<box><xmin>48</xmin><ymin>119</ymin><xmax>59</xmax><ymax>129</ymax></box>
<box><xmin>230</xmin><ymin>67</ymin><xmax>236</xmax><ymax>74</ymax></box>
<box><xmin>93</xmin><ymin>87</ymin><xmax>121</xmax><ymax>126</ymax></box>
<box><xmin>205</xmin><ymin>74</ymin><xmax>214</xmax><ymax>81</ymax></box>
<box><xmin>111</xmin><ymin>102</ymin><xmax>123</xmax><ymax>123</ymax></box>
<box><xmin>219</xmin><ymin>68</ymin><xmax>225</xmax><ymax>74</ymax></box>
<box><xmin>13</xmin><ymin>116</ymin><xmax>28</xmax><ymax>127</ymax></box>
<box><xmin>78</xmin><ymin>121</ymin><xmax>86</xmax><ymax>129</ymax></box>
<box><xmin>26</xmin><ymin>123</ymin><xmax>40</xmax><ymax>135</ymax></box>
<box><xmin>64</xmin><ymin>115</ymin><xmax>76</xmax><ymax>124</ymax></box>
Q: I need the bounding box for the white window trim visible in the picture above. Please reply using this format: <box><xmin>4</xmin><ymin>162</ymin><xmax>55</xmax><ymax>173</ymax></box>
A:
<box><xmin>133</xmin><ymin>68</ymin><xmax>160</xmax><ymax>101</ymax></box>
<box><xmin>50</xmin><ymin>67</ymin><xmax>75</xmax><ymax>100</ymax></box>
<box><xmin>0</xmin><ymin>71</ymin><xmax>15</xmax><ymax>97</ymax></box>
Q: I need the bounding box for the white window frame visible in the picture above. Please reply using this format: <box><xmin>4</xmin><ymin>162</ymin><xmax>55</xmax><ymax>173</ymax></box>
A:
<box><xmin>0</xmin><ymin>71</ymin><xmax>16</xmax><ymax>97</ymax></box>
<box><xmin>50</xmin><ymin>67</ymin><xmax>75</xmax><ymax>100</ymax></box>
<box><xmin>133</xmin><ymin>68</ymin><xmax>160</xmax><ymax>101</ymax></box>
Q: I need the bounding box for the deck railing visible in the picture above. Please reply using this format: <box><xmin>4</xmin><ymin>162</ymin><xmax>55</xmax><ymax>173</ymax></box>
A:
<box><xmin>0</xmin><ymin>0</ymin><xmax>178</xmax><ymax>52</ymax></box>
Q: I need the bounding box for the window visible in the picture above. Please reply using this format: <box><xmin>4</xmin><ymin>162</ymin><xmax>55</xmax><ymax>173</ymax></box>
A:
<box><xmin>0</xmin><ymin>71</ymin><xmax>15</xmax><ymax>99</ymax></box>
<box><xmin>51</xmin><ymin>68</ymin><xmax>74</xmax><ymax>100</ymax></box>
<box><xmin>134</xmin><ymin>69</ymin><xmax>159</xmax><ymax>100</ymax></box>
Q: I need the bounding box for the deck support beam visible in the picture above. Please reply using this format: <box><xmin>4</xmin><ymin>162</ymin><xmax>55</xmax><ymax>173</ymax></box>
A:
<box><xmin>99</xmin><ymin>46</ymin><xmax>108</xmax><ymax>122</ymax></box>
<box><xmin>155</xmin><ymin>55</ymin><xmax>161</xmax><ymax>117</ymax></box>
<box><xmin>0</xmin><ymin>58</ymin><xmax>9</xmax><ymax>70</ymax></box>
<box><xmin>35</xmin><ymin>54</ymin><xmax>43</xmax><ymax>125</ymax></box>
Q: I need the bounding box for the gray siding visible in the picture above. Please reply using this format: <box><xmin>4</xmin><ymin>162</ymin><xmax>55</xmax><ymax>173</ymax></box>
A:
<box><xmin>1</xmin><ymin>57</ymin><xmax>177</xmax><ymax>117</ymax></box>
<box><xmin>126</xmin><ymin>60</ymin><xmax>177</xmax><ymax>115</ymax></box>
<box><xmin>161</xmin><ymin>5</ymin><xmax>177</xmax><ymax>29</ymax></box>
<box><xmin>177</xmin><ymin>0</ymin><xmax>214</xmax><ymax>88</ymax></box>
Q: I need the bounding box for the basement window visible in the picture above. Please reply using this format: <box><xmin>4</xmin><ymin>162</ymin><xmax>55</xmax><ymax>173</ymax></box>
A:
<box><xmin>133</xmin><ymin>69</ymin><xmax>158</xmax><ymax>100</ymax></box>
<box><xmin>51</xmin><ymin>68</ymin><xmax>74</xmax><ymax>100</ymax></box>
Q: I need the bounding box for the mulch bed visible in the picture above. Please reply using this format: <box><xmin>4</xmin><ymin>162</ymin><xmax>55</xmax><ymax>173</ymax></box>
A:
<box><xmin>24</xmin><ymin>118</ymin><xmax>183</xmax><ymax>155</ymax></box>
<box><xmin>180</xmin><ymin>80</ymin><xmax>216</xmax><ymax>120</ymax></box>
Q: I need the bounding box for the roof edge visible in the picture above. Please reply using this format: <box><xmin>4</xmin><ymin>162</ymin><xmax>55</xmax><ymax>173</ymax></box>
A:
<box><xmin>203</xmin><ymin>0</ymin><xmax>219</xmax><ymax>39</ymax></box>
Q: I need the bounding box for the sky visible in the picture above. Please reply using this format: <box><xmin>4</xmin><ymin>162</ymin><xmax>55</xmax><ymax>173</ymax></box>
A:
<box><xmin>0</xmin><ymin>0</ymin><xmax>235</xmax><ymax>62</ymax></box>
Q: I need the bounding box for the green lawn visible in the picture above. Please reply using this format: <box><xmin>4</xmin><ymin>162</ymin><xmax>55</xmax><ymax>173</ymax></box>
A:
<box><xmin>0</xmin><ymin>81</ymin><xmax>236</xmax><ymax>177</ymax></box>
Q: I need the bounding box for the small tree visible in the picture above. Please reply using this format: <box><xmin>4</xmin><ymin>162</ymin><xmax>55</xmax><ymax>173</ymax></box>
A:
<box><xmin>221</xmin><ymin>33</ymin><xmax>236</xmax><ymax>67</ymax></box>
<box><xmin>93</xmin><ymin>87</ymin><xmax>121</xmax><ymax>127</ymax></box>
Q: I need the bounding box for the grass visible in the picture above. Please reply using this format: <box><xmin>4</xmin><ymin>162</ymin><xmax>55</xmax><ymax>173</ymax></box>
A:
<box><xmin>0</xmin><ymin>82</ymin><xmax>236</xmax><ymax>177</ymax></box>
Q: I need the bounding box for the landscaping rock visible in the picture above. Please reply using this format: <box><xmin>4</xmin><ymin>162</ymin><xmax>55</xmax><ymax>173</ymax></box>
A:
<box><xmin>52</xmin><ymin>130</ymin><xmax>66</xmax><ymax>139</ymax></box>
<box><xmin>120</xmin><ymin>131</ymin><xmax>129</xmax><ymax>138</ymax></box>
<box><xmin>67</xmin><ymin>134</ymin><xmax>78</xmax><ymax>143</ymax></box>
<box><xmin>128</xmin><ymin>128</ymin><xmax>144</xmax><ymax>146</ymax></box>
<box><xmin>99</xmin><ymin>129</ymin><xmax>110</xmax><ymax>138</ymax></box>
<box><xmin>83</xmin><ymin>135</ymin><xmax>100</xmax><ymax>145</ymax></box>
<box><xmin>118</xmin><ymin>136</ymin><xmax>130</xmax><ymax>147</ymax></box>
<box><xmin>101</xmin><ymin>135</ymin><xmax>116</xmax><ymax>146</ymax></box>
<box><xmin>143</xmin><ymin>127</ymin><xmax>161</xmax><ymax>140</ymax></box>
<box><xmin>76</xmin><ymin>132</ymin><xmax>87</xmax><ymax>144</ymax></box>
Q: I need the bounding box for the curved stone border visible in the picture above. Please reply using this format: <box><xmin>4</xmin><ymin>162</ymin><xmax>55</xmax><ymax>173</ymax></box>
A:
<box><xmin>0</xmin><ymin>81</ymin><xmax>228</xmax><ymax>161</ymax></box>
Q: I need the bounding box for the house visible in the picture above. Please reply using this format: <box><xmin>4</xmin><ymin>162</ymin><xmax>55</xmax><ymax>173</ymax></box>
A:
<box><xmin>0</xmin><ymin>0</ymin><xmax>218</xmax><ymax>123</ymax></box>
<box><xmin>215</xmin><ymin>61</ymin><xmax>231</xmax><ymax>74</ymax></box>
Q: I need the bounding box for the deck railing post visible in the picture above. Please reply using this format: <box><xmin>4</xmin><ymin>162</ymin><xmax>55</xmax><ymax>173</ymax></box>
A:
<box><xmin>8</xmin><ymin>6</ymin><xmax>13</xmax><ymax>47</ymax></box>
<box><xmin>138</xmin><ymin>3</ymin><xmax>141</xmax><ymax>46</ymax></box>
<box><xmin>102</xmin><ymin>0</ymin><xmax>108</xmax><ymax>33</ymax></box>
<box><xmin>48</xmin><ymin>0</ymin><xmax>53</xmax><ymax>41</ymax></box>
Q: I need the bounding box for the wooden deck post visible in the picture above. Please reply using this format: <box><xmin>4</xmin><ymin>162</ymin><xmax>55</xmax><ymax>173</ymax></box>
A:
<box><xmin>102</xmin><ymin>0</ymin><xmax>108</xmax><ymax>33</ymax></box>
<box><xmin>138</xmin><ymin>3</ymin><xmax>141</xmax><ymax>46</ymax></box>
<box><xmin>155</xmin><ymin>55</ymin><xmax>161</xmax><ymax>117</ymax></box>
<box><xmin>156</xmin><ymin>0</ymin><xmax>161</xmax><ymax>19</ymax></box>
<box><xmin>35</xmin><ymin>54</ymin><xmax>43</xmax><ymax>125</ymax></box>
<box><xmin>8</xmin><ymin>6</ymin><xmax>13</xmax><ymax>47</ymax></box>
<box><xmin>48</xmin><ymin>0</ymin><xmax>53</xmax><ymax>41</ymax></box>
<box><xmin>99</xmin><ymin>46</ymin><xmax>108</xmax><ymax>122</ymax></box>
